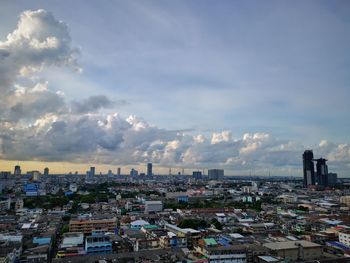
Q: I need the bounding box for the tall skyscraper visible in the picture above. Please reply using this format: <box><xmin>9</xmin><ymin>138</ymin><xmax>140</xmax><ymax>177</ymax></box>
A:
<box><xmin>14</xmin><ymin>165</ymin><xmax>21</xmax><ymax>176</ymax></box>
<box><xmin>90</xmin><ymin>167</ymin><xmax>95</xmax><ymax>177</ymax></box>
<box><xmin>315</xmin><ymin>158</ymin><xmax>328</xmax><ymax>186</ymax></box>
<box><xmin>208</xmin><ymin>169</ymin><xmax>224</xmax><ymax>180</ymax></box>
<box><xmin>117</xmin><ymin>167</ymin><xmax>121</xmax><ymax>176</ymax></box>
<box><xmin>303</xmin><ymin>150</ymin><xmax>315</xmax><ymax>186</ymax></box>
<box><xmin>44</xmin><ymin>167</ymin><xmax>49</xmax><ymax>176</ymax></box>
<box><xmin>147</xmin><ymin>163</ymin><xmax>152</xmax><ymax>176</ymax></box>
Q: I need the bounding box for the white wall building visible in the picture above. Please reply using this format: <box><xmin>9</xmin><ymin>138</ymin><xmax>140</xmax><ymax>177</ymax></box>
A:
<box><xmin>339</xmin><ymin>231</ymin><xmax>350</xmax><ymax>246</ymax></box>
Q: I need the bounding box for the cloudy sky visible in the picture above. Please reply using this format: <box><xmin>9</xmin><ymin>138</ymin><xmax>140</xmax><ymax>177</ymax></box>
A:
<box><xmin>0</xmin><ymin>1</ymin><xmax>349</xmax><ymax>176</ymax></box>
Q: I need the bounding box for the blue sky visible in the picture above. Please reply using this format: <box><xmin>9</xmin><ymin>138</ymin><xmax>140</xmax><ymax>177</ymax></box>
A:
<box><xmin>0</xmin><ymin>1</ymin><xmax>349</xmax><ymax>175</ymax></box>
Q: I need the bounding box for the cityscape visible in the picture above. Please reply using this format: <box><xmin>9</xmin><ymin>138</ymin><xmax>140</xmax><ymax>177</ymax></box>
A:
<box><xmin>1</xmin><ymin>1</ymin><xmax>350</xmax><ymax>263</ymax></box>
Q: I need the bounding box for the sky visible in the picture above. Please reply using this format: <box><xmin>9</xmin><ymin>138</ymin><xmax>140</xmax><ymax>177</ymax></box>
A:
<box><xmin>0</xmin><ymin>0</ymin><xmax>349</xmax><ymax>176</ymax></box>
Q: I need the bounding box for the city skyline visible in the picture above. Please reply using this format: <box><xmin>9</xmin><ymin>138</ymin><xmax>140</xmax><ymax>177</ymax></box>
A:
<box><xmin>0</xmin><ymin>1</ymin><xmax>350</xmax><ymax>176</ymax></box>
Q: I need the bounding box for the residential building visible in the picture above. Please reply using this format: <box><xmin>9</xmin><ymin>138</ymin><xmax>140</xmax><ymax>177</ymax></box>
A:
<box><xmin>69</xmin><ymin>216</ymin><xmax>117</xmax><ymax>234</ymax></box>
<box><xmin>303</xmin><ymin>150</ymin><xmax>315</xmax><ymax>186</ymax></box>
<box><xmin>339</xmin><ymin>230</ymin><xmax>350</xmax><ymax>246</ymax></box>
<box><xmin>263</xmin><ymin>241</ymin><xmax>322</xmax><ymax>261</ymax></box>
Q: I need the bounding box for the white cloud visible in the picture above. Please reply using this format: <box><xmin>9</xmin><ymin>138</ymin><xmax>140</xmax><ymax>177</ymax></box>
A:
<box><xmin>0</xmin><ymin>9</ymin><xmax>79</xmax><ymax>93</ymax></box>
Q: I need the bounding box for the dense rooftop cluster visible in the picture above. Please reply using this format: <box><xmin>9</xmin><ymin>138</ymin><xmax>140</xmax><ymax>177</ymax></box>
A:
<box><xmin>1</xmin><ymin>166</ymin><xmax>350</xmax><ymax>263</ymax></box>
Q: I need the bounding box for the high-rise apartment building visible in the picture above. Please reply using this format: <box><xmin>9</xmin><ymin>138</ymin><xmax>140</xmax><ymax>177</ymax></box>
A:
<box><xmin>303</xmin><ymin>150</ymin><xmax>315</xmax><ymax>186</ymax></box>
<box><xmin>44</xmin><ymin>167</ymin><xmax>49</xmax><ymax>176</ymax></box>
<box><xmin>315</xmin><ymin>158</ymin><xmax>328</xmax><ymax>186</ymax></box>
<box><xmin>147</xmin><ymin>163</ymin><xmax>152</xmax><ymax>176</ymax></box>
<box><xmin>208</xmin><ymin>169</ymin><xmax>224</xmax><ymax>180</ymax></box>
<box><xmin>90</xmin><ymin>167</ymin><xmax>95</xmax><ymax>177</ymax></box>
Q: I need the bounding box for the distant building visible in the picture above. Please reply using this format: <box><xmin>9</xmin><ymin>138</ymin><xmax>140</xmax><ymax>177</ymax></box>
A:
<box><xmin>130</xmin><ymin>168</ymin><xmax>138</xmax><ymax>177</ymax></box>
<box><xmin>108</xmin><ymin>170</ymin><xmax>113</xmax><ymax>178</ymax></box>
<box><xmin>117</xmin><ymin>167</ymin><xmax>121</xmax><ymax>176</ymax></box>
<box><xmin>0</xmin><ymin>171</ymin><xmax>11</xmax><ymax>179</ymax></box>
<box><xmin>28</xmin><ymin>170</ymin><xmax>41</xmax><ymax>181</ymax></box>
<box><xmin>328</xmin><ymin>173</ymin><xmax>337</xmax><ymax>186</ymax></box>
<box><xmin>90</xmin><ymin>167</ymin><xmax>95</xmax><ymax>177</ymax></box>
<box><xmin>208</xmin><ymin>169</ymin><xmax>224</xmax><ymax>180</ymax></box>
<box><xmin>14</xmin><ymin>165</ymin><xmax>21</xmax><ymax>176</ymax></box>
<box><xmin>147</xmin><ymin>163</ymin><xmax>152</xmax><ymax>176</ymax></box>
<box><xmin>44</xmin><ymin>167</ymin><xmax>49</xmax><ymax>176</ymax></box>
<box><xmin>303</xmin><ymin>150</ymin><xmax>315</xmax><ymax>186</ymax></box>
<box><xmin>193</xmin><ymin>171</ymin><xmax>202</xmax><ymax>180</ymax></box>
<box><xmin>144</xmin><ymin>201</ymin><xmax>163</xmax><ymax>213</ymax></box>
<box><xmin>85</xmin><ymin>167</ymin><xmax>95</xmax><ymax>182</ymax></box>
<box><xmin>315</xmin><ymin>158</ymin><xmax>328</xmax><ymax>186</ymax></box>
<box><xmin>24</xmin><ymin>183</ymin><xmax>39</xmax><ymax>197</ymax></box>
<box><xmin>0</xmin><ymin>198</ymin><xmax>11</xmax><ymax>211</ymax></box>
<box><xmin>340</xmin><ymin>196</ymin><xmax>350</xmax><ymax>206</ymax></box>
<box><xmin>69</xmin><ymin>183</ymin><xmax>77</xmax><ymax>192</ymax></box>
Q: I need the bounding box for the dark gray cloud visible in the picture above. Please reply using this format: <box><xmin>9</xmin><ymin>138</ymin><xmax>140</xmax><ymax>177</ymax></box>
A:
<box><xmin>71</xmin><ymin>95</ymin><xmax>127</xmax><ymax>114</ymax></box>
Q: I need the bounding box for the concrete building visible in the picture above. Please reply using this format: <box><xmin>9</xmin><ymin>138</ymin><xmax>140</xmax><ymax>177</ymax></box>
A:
<box><xmin>24</xmin><ymin>183</ymin><xmax>39</xmax><ymax>197</ymax></box>
<box><xmin>0</xmin><ymin>198</ymin><xmax>11</xmax><ymax>211</ymax></box>
<box><xmin>85</xmin><ymin>233</ymin><xmax>112</xmax><ymax>255</ymax></box>
<box><xmin>263</xmin><ymin>240</ymin><xmax>322</xmax><ymax>261</ymax></box>
<box><xmin>14</xmin><ymin>165</ymin><xmax>21</xmax><ymax>176</ymax></box>
<box><xmin>339</xmin><ymin>230</ymin><xmax>350</xmax><ymax>246</ymax></box>
<box><xmin>69</xmin><ymin>183</ymin><xmax>77</xmax><ymax>193</ymax></box>
<box><xmin>147</xmin><ymin>163</ymin><xmax>152</xmax><ymax>176</ymax></box>
<box><xmin>328</xmin><ymin>172</ymin><xmax>338</xmax><ymax>186</ymax></box>
<box><xmin>130</xmin><ymin>168</ymin><xmax>138</xmax><ymax>177</ymax></box>
<box><xmin>144</xmin><ymin>201</ymin><xmax>163</xmax><ymax>213</ymax></box>
<box><xmin>195</xmin><ymin>238</ymin><xmax>247</xmax><ymax>263</ymax></box>
<box><xmin>303</xmin><ymin>150</ymin><xmax>315</xmax><ymax>186</ymax></box>
<box><xmin>192</xmin><ymin>171</ymin><xmax>202</xmax><ymax>180</ymax></box>
<box><xmin>340</xmin><ymin>196</ymin><xmax>350</xmax><ymax>206</ymax></box>
<box><xmin>208</xmin><ymin>169</ymin><xmax>224</xmax><ymax>180</ymax></box>
<box><xmin>130</xmin><ymin>220</ymin><xmax>150</xmax><ymax>230</ymax></box>
<box><xmin>57</xmin><ymin>232</ymin><xmax>85</xmax><ymax>258</ymax></box>
<box><xmin>69</xmin><ymin>216</ymin><xmax>117</xmax><ymax>234</ymax></box>
<box><xmin>30</xmin><ymin>171</ymin><xmax>41</xmax><ymax>181</ymax></box>
<box><xmin>315</xmin><ymin>158</ymin><xmax>328</xmax><ymax>186</ymax></box>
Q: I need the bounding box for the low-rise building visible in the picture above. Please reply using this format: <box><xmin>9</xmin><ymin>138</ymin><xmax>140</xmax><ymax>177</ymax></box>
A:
<box><xmin>263</xmin><ymin>240</ymin><xmax>322</xmax><ymax>261</ymax></box>
<box><xmin>339</xmin><ymin>230</ymin><xmax>350</xmax><ymax>246</ymax></box>
<box><xmin>57</xmin><ymin>232</ymin><xmax>85</xmax><ymax>258</ymax></box>
<box><xmin>195</xmin><ymin>238</ymin><xmax>246</xmax><ymax>263</ymax></box>
<box><xmin>144</xmin><ymin>201</ymin><xmax>163</xmax><ymax>213</ymax></box>
<box><xmin>85</xmin><ymin>233</ymin><xmax>112</xmax><ymax>255</ymax></box>
<box><xmin>69</xmin><ymin>216</ymin><xmax>117</xmax><ymax>234</ymax></box>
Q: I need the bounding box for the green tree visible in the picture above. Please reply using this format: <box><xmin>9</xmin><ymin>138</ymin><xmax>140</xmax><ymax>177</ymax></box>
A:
<box><xmin>60</xmin><ymin>224</ymin><xmax>69</xmax><ymax>235</ymax></box>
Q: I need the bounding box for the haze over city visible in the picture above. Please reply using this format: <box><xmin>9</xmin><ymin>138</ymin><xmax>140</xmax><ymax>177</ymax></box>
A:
<box><xmin>0</xmin><ymin>1</ymin><xmax>349</xmax><ymax>176</ymax></box>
